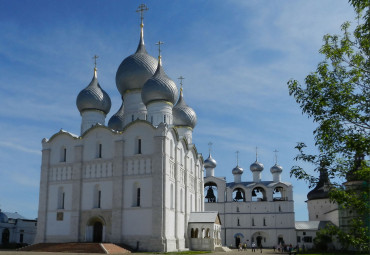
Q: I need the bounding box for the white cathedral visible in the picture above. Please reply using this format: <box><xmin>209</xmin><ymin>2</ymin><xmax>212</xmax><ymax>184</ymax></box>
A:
<box><xmin>34</xmin><ymin>4</ymin><xmax>338</xmax><ymax>253</ymax></box>
<box><xmin>34</xmin><ymin>6</ymin><xmax>214</xmax><ymax>252</ymax></box>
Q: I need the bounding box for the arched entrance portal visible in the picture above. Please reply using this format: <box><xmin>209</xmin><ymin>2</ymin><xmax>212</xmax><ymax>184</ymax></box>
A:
<box><xmin>86</xmin><ymin>216</ymin><xmax>105</xmax><ymax>243</ymax></box>
<box><xmin>234</xmin><ymin>233</ymin><xmax>244</xmax><ymax>248</ymax></box>
<box><xmin>2</xmin><ymin>229</ymin><xmax>9</xmax><ymax>244</ymax></box>
<box><xmin>235</xmin><ymin>236</ymin><xmax>240</xmax><ymax>248</ymax></box>
<box><xmin>93</xmin><ymin>221</ymin><xmax>103</xmax><ymax>243</ymax></box>
<box><xmin>256</xmin><ymin>236</ymin><xmax>262</xmax><ymax>247</ymax></box>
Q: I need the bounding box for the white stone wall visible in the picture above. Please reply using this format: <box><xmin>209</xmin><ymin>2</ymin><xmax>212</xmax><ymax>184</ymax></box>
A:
<box><xmin>307</xmin><ymin>198</ymin><xmax>339</xmax><ymax>226</ymax></box>
<box><xmin>37</xmin><ymin>122</ymin><xmax>203</xmax><ymax>252</ymax></box>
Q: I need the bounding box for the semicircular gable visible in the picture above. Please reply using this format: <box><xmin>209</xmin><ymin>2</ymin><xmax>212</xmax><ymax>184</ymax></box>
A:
<box><xmin>122</xmin><ymin>120</ymin><xmax>156</xmax><ymax>133</ymax></box>
<box><xmin>81</xmin><ymin>124</ymin><xmax>118</xmax><ymax>138</ymax></box>
<box><xmin>48</xmin><ymin>129</ymin><xmax>79</xmax><ymax>143</ymax></box>
<box><xmin>81</xmin><ymin>124</ymin><xmax>117</xmax><ymax>139</ymax></box>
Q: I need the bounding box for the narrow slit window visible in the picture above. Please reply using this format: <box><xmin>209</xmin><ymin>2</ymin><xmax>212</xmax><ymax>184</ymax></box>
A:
<box><xmin>132</xmin><ymin>115</ymin><xmax>134</xmax><ymax>122</ymax></box>
<box><xmin>138</xmin><ymin>139</ymin><xmax>142</xmax><ymax>154</ymax></box>
<box><xmin>98</xmin><ymin>144</ymin><xmax>102</xmax><ymax>158</ymax></box>
<box><xmin>137</xmin><ymin>188</ymin><xmax>141</xmax><ymax>206</ymax></box>
<box><xmin>98</xmin><ymin>190</ymin><xmax>101</xmax><ymax>208</ymax></box>
<box><xmin>164</xmin><ymin>115</ymin><xmax>166</xmax><ymax>123</ymax></box>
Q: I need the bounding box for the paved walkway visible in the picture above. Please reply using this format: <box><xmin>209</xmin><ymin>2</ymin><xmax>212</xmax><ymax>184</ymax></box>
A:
<box><xmin>0</xmin><ymin>249</ymin><xmax>283</xmax><ymax>255</ymax></box>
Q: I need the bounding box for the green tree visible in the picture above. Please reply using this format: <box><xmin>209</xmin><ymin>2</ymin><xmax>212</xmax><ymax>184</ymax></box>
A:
<box><xmin>287</xmin><ymin>0</ymin><xmax>369</xmax><ymax>251</ymax></box>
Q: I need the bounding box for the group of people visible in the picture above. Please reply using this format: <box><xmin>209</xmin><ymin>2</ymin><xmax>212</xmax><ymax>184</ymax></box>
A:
<box><xmin>238</xmin><ymin>242</ymin><xmax>262</xmax><ymax>253</ymax></box>
<box><xmin>273</xmin><ymin>243</ymin><xmax>304</xmax><ymax>253</ymax></box>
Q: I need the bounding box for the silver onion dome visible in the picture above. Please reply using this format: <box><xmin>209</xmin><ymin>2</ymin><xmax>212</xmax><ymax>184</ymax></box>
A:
<box><xmin>0</xmin><ymin>210</ymin><xmax>8</xmax><ymax>223</ymax></box>
<box><xmin>204</xmin><ymin>154</ymin><xmax>217</xmax><ymax>168</ymax></box>
<box><xmin>270</xmin><ymin>164</ymin><xmax>283</xmax><ymax>173</ymax></box>
<box><xmin>115</xmin><ymin>26</ymin><xmax>157</xmax><ymax>96</ymax></box>
<box><xmin>173</xmin><ymin>89</ymin><xmax>197</xmax><ymax>128</ymax></box>
<box><xmin>250</xmin><ymin>160</ymin><xmax>264</xmax><ymax>172</ymax></box>
<box><xmin>108</xmin><ymin>102</ymin><xmax>124</xmax><ymax>131</ymax></box>
<box><xmin>76</xmin><ymin>69</ymin><xmax>111</xmax><ymax>114</ymax></box>
<box><xmin>232</xmin><ymin>165</ymin><xmax>244</xmax><ymax>175</ymax></box>
<box><xmin>141</xmin><ymin>60</ymin><xmax>178</xmax><ymax>106</ymax></box>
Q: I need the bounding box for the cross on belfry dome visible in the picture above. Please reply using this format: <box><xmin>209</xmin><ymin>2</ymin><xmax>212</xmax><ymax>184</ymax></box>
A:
<box><xmin>273</xmin><ymin>149</ymin><xmax>279</xmax><ymax>164</ymax></box>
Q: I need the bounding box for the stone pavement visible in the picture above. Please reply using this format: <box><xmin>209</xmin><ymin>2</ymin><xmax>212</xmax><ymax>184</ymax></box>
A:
<box><xmin>0</xmin><ymin>248</ymin><xmax>283</xmax><ymax>255</ymax></box>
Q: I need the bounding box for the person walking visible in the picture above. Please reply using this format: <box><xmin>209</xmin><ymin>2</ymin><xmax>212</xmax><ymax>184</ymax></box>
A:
<box><xmin>251</xmin><ymin>242</ymin><xmax>256</xmax><ymax>252</ymax></box>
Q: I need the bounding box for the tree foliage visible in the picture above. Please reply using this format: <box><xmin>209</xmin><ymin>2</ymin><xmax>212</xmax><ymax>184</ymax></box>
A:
<box><xmin>287</xmin><ymin>0</ymin><xmax>369</xmax><ymax>251</ymax></box>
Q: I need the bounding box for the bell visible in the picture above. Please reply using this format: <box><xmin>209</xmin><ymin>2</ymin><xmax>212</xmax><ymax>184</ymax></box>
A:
<box><xmin>234</xmin><ymin>190</ymin><xmax>244</xmax><ymax>200</ymax></box>
<box><xmin>205</xmin><ymin>187</ymin><xmax>216</xmax><ymax>201</ymax></box>
<box><xmin>252</xmin><ymin>190</ymin><xmax>257</xmax><ymax>196</ymax></box>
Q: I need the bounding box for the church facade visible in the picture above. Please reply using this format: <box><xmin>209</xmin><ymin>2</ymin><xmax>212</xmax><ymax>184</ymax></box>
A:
<box><xmin>35</xmin><ymin>6</ymin><xmax>205</xmax><ymax>252</ymax></box>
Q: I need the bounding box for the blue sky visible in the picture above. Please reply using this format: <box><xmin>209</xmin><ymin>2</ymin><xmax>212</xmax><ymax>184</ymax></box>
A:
<box><xmin>0</xmin><ymin>0</ymin><xmax>355</xmax><ymax>221</ymax></box>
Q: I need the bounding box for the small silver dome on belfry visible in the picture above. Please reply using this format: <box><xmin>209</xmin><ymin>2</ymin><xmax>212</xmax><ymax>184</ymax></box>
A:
<box><xmin>76</xmin><ymin>66</ymin><xmax>111</xmax><ymax>115</ymax></box>
<box><xmin>115</xmin><ymin>4</ymin><xmax>157</xmax><ymax>96</ymax></box>
<box><xmin>270</xmin><ymin>164</ymin><xmax>283</xmax><ymax>173</ymax></box>
<box><xmin>108</xmin><ymin>101</ymin><xmax>124</xmax><ymax>131</ymax></box>
<box><xmin>232</xmin><ymin>151</ymin><xmax>244</xmax><ymax>174</ymax></box>
<box><xmin>141</xmin><ymin>41</ymin><xmax>178</xmax><ymax>106</ymax></box>
<box><xmin>173</xmin><ymin>77</ymin><xmax>197</xmax><ymax>128</ymax></box>
<box><xmin>250</xmin><ymin>147</ymin><xmax>264</xmax><ymax>172</ymax></box>
<box><xmin>204</xmin><ymin>154</ymin><xmax>217</xmax><ymax>168</ymax></box>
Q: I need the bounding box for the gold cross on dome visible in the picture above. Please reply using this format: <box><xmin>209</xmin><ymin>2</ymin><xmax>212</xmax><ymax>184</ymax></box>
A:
<box><xmin>156</xmin><ymin>41</ymin><xmax>164</xmax><ymax>58</ymax></box>
<box><xmin>93</xmin><ymin>55</ymin><xmax>99</xmax><ymax>69</ymax></box>
<box><xmin>136</xmin><ymin>4</ymin><xmax>149</xmax><ymax>25</ymax></box>
<box><xmin>178</xmin><ymin>76</ymin><xmax>185</xmax><ymax>91</ymax></box>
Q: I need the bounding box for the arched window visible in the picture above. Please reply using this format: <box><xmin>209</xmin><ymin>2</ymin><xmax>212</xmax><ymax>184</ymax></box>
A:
<box><xmin>135</xmin><ymin>138</ymin><xmax>142</xmax><ymax>154</ymax></box>
<box><xmin>191</xmin><ymin>228</ymin><xmax>195</xmax><ymax>238</ymax></box>
<box><xmin>170</xmin><ymin>184</ymin><xmax>174</xmax><ymax>209</ymax></box>
<box><xmin>58</xmin><ymin>187</ymin><xmax>65</xmax><ymax>209</ymax></box>
<box><xmin>136</xmin><ymin>188</ymin><xmax>141</xmax><ymax>206</ymax></box>
<box><xmin>273</xmin><ymin>186</ymin><xmax>286</xmax><ymax>201</ymax></box>
<box><xmin>190</xmin><ymin>194</ymin><xmax>193</xmax><ymax>211</ymax></box>
<box><xmin>1</xmin><ymin>228</ymin><xmax>10</xmax><ymax>244</ymax></box>
<box><xmin>201</xmin><ymin>228</ymin><xmax>205</xmax><ymax>238</ymax></box>
<box><xmin>252</xmin><ymin>187</ymin><xmax>267</xmax><ymax>201</ymax></box>
<box><xmin>204</xmin><ymin>182</ymin><xmax>218</xmax><ymax>203</ymax></box>
<box><xmin>94</xmin><ymin>184</ymin><xmax>101</xmax><ymax>208</ymax></box>
<box><xmin>97</xmin><ymin>143</ymin><xmax>102</xmax><ymax>158</ymax></box>
<box><xmin>194</xmin><ymin>228</ymin><xmax>199</xmax><ymax>238</ymax></box>
<box><xmin>60</xmin><ymin>147</ymin><xmax>67</xmax><ymax>162</ymax></box>
<box><xmin>206</xmin><ymin>228</ymin><xmax>210</xmax><ymax>238</ymax></box>
<box><xmin>233</xmin><ymin>187</ymin><xmax>246</xmax><ymax>202</ymax></box>
<box><xmin>180</xmin><ymin>189</ymin><xmax>183</xmax><ymax>212</ymax></box>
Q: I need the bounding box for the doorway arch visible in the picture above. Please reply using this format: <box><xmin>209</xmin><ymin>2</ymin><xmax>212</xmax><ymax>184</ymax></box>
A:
<box><xmin>93</xmin><ymin>221</ymin><xmax>103</xmax><ymax>242</ymax></box>
<box><xmin>86</xmin><ymin>216</ymin><xmax>105</xmax><ymax>243</ymax></box>
<box><xmin>2</xmin><ymin>229</ymin><xmax>9</xmax><ymax>244</ymax></box>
